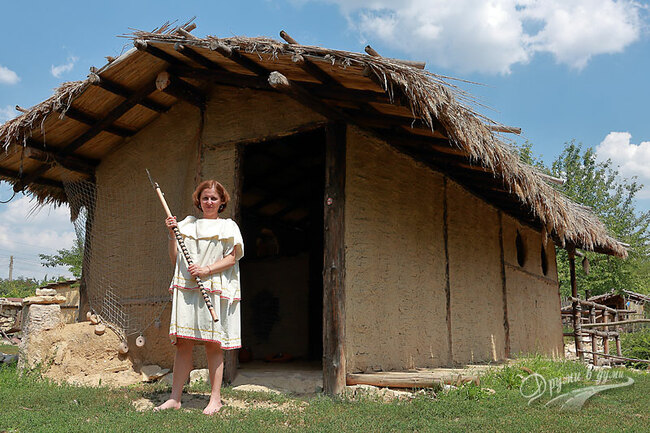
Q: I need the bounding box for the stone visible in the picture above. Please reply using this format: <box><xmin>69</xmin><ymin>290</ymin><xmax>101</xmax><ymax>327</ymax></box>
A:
<box><xmin>22</xmin><ymin>295</ymin><xmax>66</xmax><ymax>305</ymax></box>
<box><xmin>189</xmin><ymin>368</ymin><xmax>209</xmax><ymax>384</ymax></box>
<box><xmin>21</xmin><ymin>304</ymin><xmax>62</xmax><ymax>333</ymax></box>
<box><xmin>140</xmin><ymin>364</ymin><xmax>170</xmax><ymax>382</ymax></box>
<box><xmin>161</xmin><ymin>372</ymin><xmax>174</xmax><ymax>386</ymax></box>
<box><xmin>35</xmin><ymin>288</ymin><xmax>57</xmax><ymax>296</ymax></box>
<box><xmin>345</xmin><ymin>384</ymin><xmax>414</xmax><ymax>401</ymax></box>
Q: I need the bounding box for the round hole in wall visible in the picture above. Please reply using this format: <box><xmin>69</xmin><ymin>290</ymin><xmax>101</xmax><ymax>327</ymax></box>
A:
<box><xmin>516</xmin><ymin>231</ymin><xmax>526</xmax><ymax>267</ymax></box>
<box><xmin>541</xmin><ymin>243</ymin><xmax>549</xmax><ymax>275</ymax></box>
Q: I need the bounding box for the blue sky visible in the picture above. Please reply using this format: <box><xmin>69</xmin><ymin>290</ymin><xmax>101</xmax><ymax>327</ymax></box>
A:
<box><xmin>1</xmin><ymin>0</ymin><xmax>649</xmax><ymax>279</ymax></box>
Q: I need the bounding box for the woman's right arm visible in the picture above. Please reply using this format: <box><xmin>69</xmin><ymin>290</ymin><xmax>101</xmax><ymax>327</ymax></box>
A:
<box><xmin>165</xmin><ymin>216</ymin><xmax>178</xmax><ymax>265</ymax></box>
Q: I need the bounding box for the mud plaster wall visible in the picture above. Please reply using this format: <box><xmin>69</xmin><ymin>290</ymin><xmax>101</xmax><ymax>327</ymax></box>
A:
<box><xmin>89</xmin><ymin>86</ymin><xmax>323</xmax><ymax>368</ymax></box>
<box><xmin>446</xmin><ymin>182</ymin><xmax>506</xmax><ymax>364</ymax></box>
<box><xmin>344</xmin><ymin>128</ymin><xmax>449</xmax><ymax>373</ymax></box>
<box><xmin>501</xmin><ymin>214</ymin><xmax>563</xmax><ymax>358</ymax></box>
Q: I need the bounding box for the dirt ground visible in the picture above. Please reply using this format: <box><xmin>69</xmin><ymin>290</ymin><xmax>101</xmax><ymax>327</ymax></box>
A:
<box><xmin>22</xmin><ymin>322</ymin><xmax>143</xmax><ymax>387</ymax></box>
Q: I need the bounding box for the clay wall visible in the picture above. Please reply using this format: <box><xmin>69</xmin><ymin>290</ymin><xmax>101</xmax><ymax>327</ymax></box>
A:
<box><xmin>344</xmin><ymin>128</ymin><xmax>449</xmax><ymax>373</ymax></box>
<box><xmin>446</xmin><ymin>182</ymin><xmax>506</xmax><ymax>364</ymax></box>
<box><xmin>89</xmin><ymin>86</ymin><xmax>323</xmax><ymax>367</ymax></box>
<box><xmin>502</xmin><ymin>214</ymin><xmax>563</xmax><ymax>358</ymax></box>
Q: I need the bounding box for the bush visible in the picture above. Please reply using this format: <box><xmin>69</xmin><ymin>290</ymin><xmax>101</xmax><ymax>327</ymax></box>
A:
<box><xmin>618</xmin><ymin>329</ymin><xmax>650</xmax><ymax>369</ymax></box>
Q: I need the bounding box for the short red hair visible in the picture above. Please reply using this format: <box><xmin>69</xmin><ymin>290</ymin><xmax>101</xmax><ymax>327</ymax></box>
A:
<box><xmin>192</xmin><ymin>180</ymin><xmax>230</xmax><ymax>213</ymax></box>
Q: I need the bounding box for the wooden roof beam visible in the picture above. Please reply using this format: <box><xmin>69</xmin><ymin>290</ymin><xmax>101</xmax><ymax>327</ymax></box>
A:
<box><xmin>364</xmin><ymin>44</ymin><xmax>426</xmax><ymax>70</ymax></box>
<box><xmin>268</xmin><ymin>71</ymin><xmax>345</xmax><ymax>122</ymax></box>
<box><xmin>134</xmin><ymin>40</ymin><xmax>187</xmax><ymax>68</ymax></box>
<box><xmin>57</xmin><ymin>106</ymin><xmax>135</xmax><ymax>137</ymax></box>
<box><xmin>173</xmin><ymin>43</ymin><xmax>228</xmax><ymax>71</ymax></box>
<box><xmin>13</xmin><ymin>79</ymin><xmax>158</xmax><ymax>192</ymax></box>
<box><xmin>155</xmin><ymin>71</ymin><xmax>206</xmax><ymax>109</ymax></box>
<box><xmin>0</xmin><ymin>167</ymin><xmax>64</xmax><ymax>189</ymax></box>
<box><xmin>23</xmin><ymin>140</ymin><xmax>98</xmax><ymax>176</ymax></box>
<box><xmin>210</xmin><ymin>42</ymin><xmax>271</xmax><ymax>77</ymax></box>
<box><xmin>89</xmin><ymin>74</ymin><xmax>170</xmax><ymax>114</ymax></box>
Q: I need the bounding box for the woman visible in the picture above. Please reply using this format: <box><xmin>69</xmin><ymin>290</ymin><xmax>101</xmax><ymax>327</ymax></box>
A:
<box><xmin>155</xmin><ymin>180</ymin><xmax>244</xmax><ymax>415</ymax></box>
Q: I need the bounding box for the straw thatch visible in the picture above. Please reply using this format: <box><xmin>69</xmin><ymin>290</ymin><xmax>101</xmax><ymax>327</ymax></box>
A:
<box><xmin>0</xmin><ymin>24</ymin><xmax>627</xmax><ymax>257</ymax></box>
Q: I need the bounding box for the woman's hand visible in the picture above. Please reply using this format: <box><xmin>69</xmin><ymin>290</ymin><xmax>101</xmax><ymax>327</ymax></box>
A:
<box><xmin>165</xmin><ymin>216</ymin><xmax>177</xmax><ymax>234</ymax></box>
<box><xmin>188</xmin><ymin>263</ymin><xmax>210</xmax><ymax>278</ymax></box>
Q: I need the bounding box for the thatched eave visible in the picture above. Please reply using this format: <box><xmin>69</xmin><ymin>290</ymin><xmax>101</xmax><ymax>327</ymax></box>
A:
<box><xmin>0</xmin><ymin>22</ymin><xmax>627</xmax><ymax>258</ymax></box>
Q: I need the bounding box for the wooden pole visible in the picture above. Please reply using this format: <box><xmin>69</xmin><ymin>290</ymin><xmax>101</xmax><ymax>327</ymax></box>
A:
<box><xmin>590</xmin><ymin>306</ymin><xmax>598</xmax><ymax>365</ymax></box>
<box><xmin>323</xmin><ymin>122</ymin><xmax>347</xmax><ymax>395</ymax></box>
<box><xmin>8</xmin><ymin>256</ymin><xmax>13</xmax><ymax>282</ymax></box>
<box><xmin>223</xmin><ymin>144</ymin><xmax>244</xmax><ymax>384</ymax></box>
<box><xmin>568</xmin><ymin>248</ymin><xmax>584</xmax><ymax>361</ymax></box>
<box><xmin>603</xmin><ymin>310</ymin><xmax>610</xmax><ymax>355</ymax></box>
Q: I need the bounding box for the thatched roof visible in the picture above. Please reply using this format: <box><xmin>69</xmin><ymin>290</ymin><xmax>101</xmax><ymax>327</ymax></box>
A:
<box><xmin>0</xmin><ymin>22</ymin><xmax>627</xmax><ymax>257</ymax></box>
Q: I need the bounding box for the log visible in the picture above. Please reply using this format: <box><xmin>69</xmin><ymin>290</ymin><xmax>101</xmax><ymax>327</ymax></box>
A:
<box><xmin>346</xmin><ymin>372</ymin><xmax>480</xmax><ymax>388</ymax></box>
<box><xmin>568</xmin><ymin>249</ymin><xmax>584</xmax><ymax>361</ymax></box>
<box><xmin>568</xmin><ymin>297</ymin><xmax>617</xmax><ymax>314</ymax></box>
<box><xmin>323</xmin><ymin>122</ymin><xmax>347</xmax><ymax>395</ymax></box>
<box><xmin>590</xmin><ymin>306</ymin><xmax>598</xmax><ymax>365</ymax></box>
<box><xmin>603</xmin><ymin>311</ymin><xmax>610</xmax><ymax>355</ymax></box>
<box><xmin>582</xmin><ymin>318</ymin><xmax>650</xmax><ymax>328</ymax></box>
<box><xmin>279</xmin><ymin>30</ymin><xmax>299</xmax><ymax>45</ymax></box>
<box><xmin>94</xmin><ymin>323</ymin><xmax>105</xmax><ymax>335</ymax></box>
<box><xmin>488</xmin><ymin>125</ymin><xmax>522</xmax><ymax>135</ymax></box>
<box><xmin>155</xmin><ymin>71</ymin><xmax>205</xmax><ymax>109</ymax></box>
<box><xmin>364</xmin><ymin>44</ymin><xmax>426</xmax><ymax>69</ymax></box>
<box><xmin>581</xmin><ymin>328</ymin><xmax>618</xmax><ymax>338</ymax></box>
<box><xmin>577</xmin><ymin>350</ymin><xmax>650</xmax><ymax>364</ymax></box>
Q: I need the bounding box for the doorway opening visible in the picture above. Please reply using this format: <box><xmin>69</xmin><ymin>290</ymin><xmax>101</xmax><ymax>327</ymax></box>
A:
<box><xmin>239</xmin><ymin>128</ymin><xmax>325</xmax><ymax>372</ymax></box>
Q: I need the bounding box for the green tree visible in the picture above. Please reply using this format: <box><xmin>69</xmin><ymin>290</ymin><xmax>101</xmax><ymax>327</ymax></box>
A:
<box><xmin>39</xmin><ymin>234</ymin><xmax>84</xmax><ymax>279</ymax></box>
<box><xmin>517</xmin><ymin>141</ymin><xmax>650</xmax><ymax>297</ymax></box>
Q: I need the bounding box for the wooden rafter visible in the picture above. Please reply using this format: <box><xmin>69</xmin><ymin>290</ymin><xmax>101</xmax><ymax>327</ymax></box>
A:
<box><xmin>89</xmin><ymin>74</ymin><xmax>169</xmax><ymax>113</ymax></box>
<box><xmin>156</xmin><ymin>71</ymin><xmax>206</xmax><ymax>109</ymax></box>
<box><xmin>23</xmin><ymin>141</ymin><xmax>98</xmax><ymax>176</ymax></box>
<box><xmin>174</xmin><ymin>43</ymin><xmax>227</xmax><ymax>71</ymax></box>
<box><xmin>58</xmin><ymin>106</ymin><xmax>135</xmax><ymax>137</ymax></box>
<box><xmin>0</xmin><ymin>167</ymin><xmax>64</xmax><ymax>189</ymax></box>
<box><xmin>13</xmin><ymin>79</ymin><xmax>158</xmax><ymax>192</ymax></box>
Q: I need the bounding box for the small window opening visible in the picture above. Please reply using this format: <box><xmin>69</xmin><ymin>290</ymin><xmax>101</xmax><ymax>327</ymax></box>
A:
<box><xmin>541</xmin><ymin>243</ymin><xmax>549</xmax><ymax>275</ymax></box>
<box><xmin>516</xmin><ymin>231</ymin><xmax>526</xmax><ymax>267</ymax></box>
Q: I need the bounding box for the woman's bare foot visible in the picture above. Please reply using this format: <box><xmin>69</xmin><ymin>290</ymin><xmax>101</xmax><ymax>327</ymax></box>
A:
<box><xmin>154</xmin><ymin>399</ymin><xmax>182</xmax><ymax>411</ymax></box>
<box><xmin>202</xmin><ymin>399</ymin><xmax>223</xmax><ymax>415</ymax></box>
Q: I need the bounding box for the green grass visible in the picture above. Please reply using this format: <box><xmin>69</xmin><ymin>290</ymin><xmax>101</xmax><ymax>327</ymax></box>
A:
<box><xmin>1</xmin><ymin>357</ymin><xmax>648</xmax><ymax>432</ymax></box>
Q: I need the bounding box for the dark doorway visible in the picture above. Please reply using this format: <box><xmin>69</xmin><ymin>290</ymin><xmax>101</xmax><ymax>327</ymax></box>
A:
<box><xmin>239</xmin><ymin>128</ymin><xmax>325</xmax><ymax>364</ymax></box>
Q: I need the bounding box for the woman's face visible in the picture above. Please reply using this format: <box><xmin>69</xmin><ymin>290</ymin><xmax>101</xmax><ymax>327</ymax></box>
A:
<box><xmin>200</xmin><ymin>187</ymin><xmax>222</xmax><ymax>219</ymax></box>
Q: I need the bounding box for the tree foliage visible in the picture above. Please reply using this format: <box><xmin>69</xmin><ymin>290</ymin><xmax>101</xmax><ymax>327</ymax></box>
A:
<box><xmin>39</xmin><ymin>234</ymin><xmax>83</xmax><ymax>279</ymax></box>
<box><xmin>517</xmin><ymin>141</ymin><xmax>650</xmax><ymax>297</ymax></box>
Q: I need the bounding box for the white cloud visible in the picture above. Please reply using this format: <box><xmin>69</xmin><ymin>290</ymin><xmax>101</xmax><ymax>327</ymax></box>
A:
<box><xmin>0</xmin><ymin>105</ymin><xmax>18</xmax><ymax>123</ymax></box>
<box><xmin>314</xmin><ymin>0</ymin><xmax>643</xmax><ymax>74</ymax></box>
<box><xmin>0</xmin><ymin>192</ymin><xmax>76</xmax><ymax>279</ymax></box>
<box><xmin>596</xmin><ymin>132</ymin><xmax>650</xmax><ymax>198</ymax></box>
<box><xmin>51</xmin><ymin>55</ymin><xmax>79</xmax><ymax>78</ymax></box>
<box><xmin>0</xmin><ymin>65</ymin><xmax>20</xmax><ymax>85</ymax></box>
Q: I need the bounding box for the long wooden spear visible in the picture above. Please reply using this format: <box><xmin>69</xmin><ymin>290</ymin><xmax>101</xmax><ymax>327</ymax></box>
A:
<box><xmin>146</xmin><ymin>169</ymin><xmax>218</xmax><ymax>322</ymax></box>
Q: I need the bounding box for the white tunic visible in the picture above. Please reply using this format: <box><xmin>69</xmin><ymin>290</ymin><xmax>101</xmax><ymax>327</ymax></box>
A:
<box><xmin>168</xmin><ymin>216</ymin><xmax>244</xmax><ymax>349</ymax></box>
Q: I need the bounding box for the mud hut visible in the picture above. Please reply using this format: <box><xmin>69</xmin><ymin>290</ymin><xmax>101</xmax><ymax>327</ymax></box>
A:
<box><xmin>0</xmin><ymin>23</ymin><xmax>627</xmax><ymax>394</ymax></box>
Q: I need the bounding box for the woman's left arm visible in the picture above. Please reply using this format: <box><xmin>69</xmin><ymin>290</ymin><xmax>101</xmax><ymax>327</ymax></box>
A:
<box><xmin>187</xmin><ymin>250</ymin><xmax>236</xmax><ymax>278</ymax></box>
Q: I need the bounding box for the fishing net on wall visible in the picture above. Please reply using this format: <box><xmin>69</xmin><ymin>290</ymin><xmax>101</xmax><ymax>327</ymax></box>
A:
<box><xmin>63</xmin><ymin>177</ymin><xmax>171</xmax><ymax>343</ymax></box>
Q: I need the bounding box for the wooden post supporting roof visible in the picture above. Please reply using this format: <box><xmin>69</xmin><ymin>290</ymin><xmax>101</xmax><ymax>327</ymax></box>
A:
<box><xmin>568</xmin><ymin>248</ymin><xmax>584</xmax><ymax>361</ymax></box>
<box><xmin>323</xmin><ymin>122</ymin><xmax>346</xmax><ymax>395</ymax></box>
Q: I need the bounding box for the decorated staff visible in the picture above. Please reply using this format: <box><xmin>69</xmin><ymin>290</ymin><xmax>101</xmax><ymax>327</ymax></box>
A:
<box><xmin>146</xmin><ymin>169</ymin><xmax>219</xmax><ymax>322</ymax></box>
